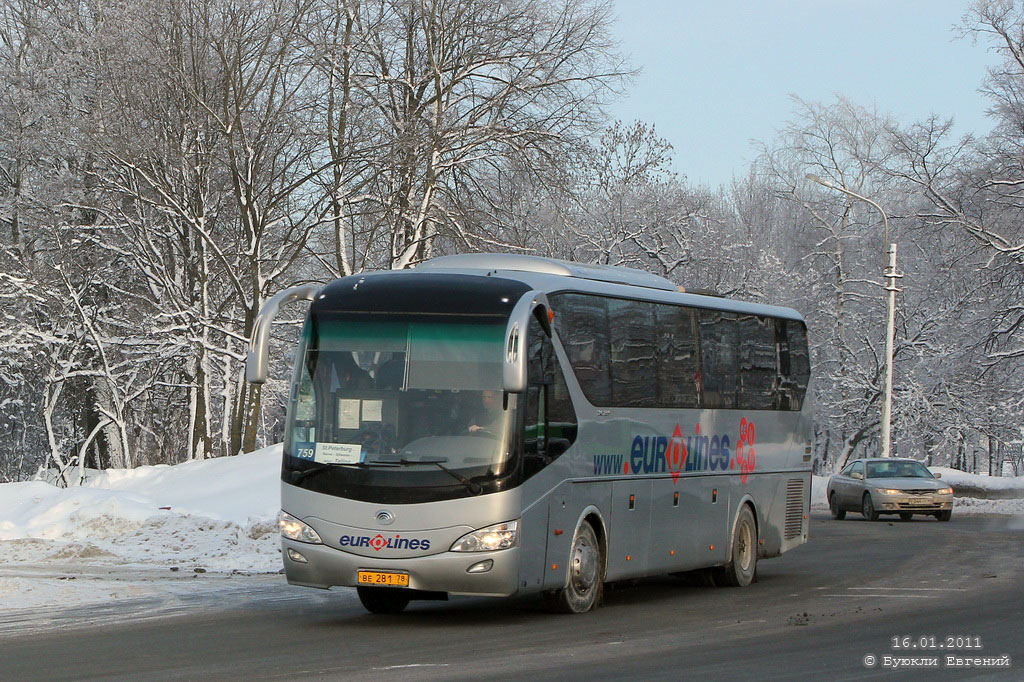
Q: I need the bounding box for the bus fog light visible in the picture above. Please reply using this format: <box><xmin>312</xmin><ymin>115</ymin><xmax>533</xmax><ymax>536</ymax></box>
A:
<box><xmin>278</xmin><ymin>511</ymin><xmax>323</xmax><ymax>544</ymax></box>
<box><xmin>467</xmin><ymin>559</ymin><xmax>494</xmax><ymax>574</ymax></box>
<box><xmin>450</xmin><ymin>520</ymin><xmax>519</xmax><ymax>552</ymax></box>
<box><xmin>287</xmin><ymin>548</ymin><xmax>308</xmax><ymax>563</ymax></box>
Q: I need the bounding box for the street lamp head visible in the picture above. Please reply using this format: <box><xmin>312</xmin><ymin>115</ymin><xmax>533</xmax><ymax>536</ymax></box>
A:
<box><xmin>805</xmin><ymin>173</ymin><xmax>835</xmax><ymax>189</ymax></box>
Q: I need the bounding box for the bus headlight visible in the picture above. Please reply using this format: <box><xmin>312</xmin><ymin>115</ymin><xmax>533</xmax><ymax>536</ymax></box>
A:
<box><xmin>450</xmin><ymin>520</ymin><xmax>519</xmax><ymax>552</ymax></box>
<box><xmin>278</xmin><ymin>511</ymin><xmax>323</xmax><ymax>544</ymax></box>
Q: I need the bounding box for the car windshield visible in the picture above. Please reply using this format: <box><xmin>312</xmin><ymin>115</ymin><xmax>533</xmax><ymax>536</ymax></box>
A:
<box><xmin>282</xmin><ymin>314</ymin><xmax>517</xmax><ymax>502</ymax></box>
<box><xmin>865</xmin><ymin>461</ymin><xmax>934</xmax><ymax>479</ymax></box>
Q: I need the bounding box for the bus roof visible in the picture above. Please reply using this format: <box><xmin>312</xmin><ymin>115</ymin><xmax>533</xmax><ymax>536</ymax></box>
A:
<box><xmin>419</xmin><ymin>253</ymin><xmax>679</xmax><ymax>291</ymax></box>
<box><xmin>416</xmin><ymin>253</ymin><xmax>804</xmax><ymax>322</ymax></box>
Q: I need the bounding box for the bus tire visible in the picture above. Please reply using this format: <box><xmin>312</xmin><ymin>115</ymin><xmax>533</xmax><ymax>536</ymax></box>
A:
<box><xmin>550</xmin><ymin>521</ymin><xmax>602</xmax><ymax>613</ymax></box>
<box><xmin>717</xmin><ymin>505</ymin><xmax>757</xmax><ymax>587</ymax></box>
<box><xmin>357</xmin><ymin>586</ymin><xmax>410</xmax><ymax>614</ymax></box>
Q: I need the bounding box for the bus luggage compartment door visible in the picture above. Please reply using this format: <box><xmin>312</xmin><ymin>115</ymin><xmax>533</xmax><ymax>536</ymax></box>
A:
<box><xmin>606</xmin><ymin>479</ymin><xmax>652</xmax><ymax>580</ymax></box>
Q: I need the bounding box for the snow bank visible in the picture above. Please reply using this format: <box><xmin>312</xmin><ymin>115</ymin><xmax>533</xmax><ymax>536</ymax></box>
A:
<box><xmin>0</xmin><ymin>445</ymin><xmax>283</xmax><ymax>573</ymax></box>
<box><xmin>928</xmin><ymin>467</ymin><xmax>1024</xmax><ymax>493</ymax></box>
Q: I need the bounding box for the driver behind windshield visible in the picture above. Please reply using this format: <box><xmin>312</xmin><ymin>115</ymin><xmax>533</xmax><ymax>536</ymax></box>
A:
<box><xmin>467</xmin><ymin>390</ymin><xmax>503</xmax><ymax>435</ymax></box>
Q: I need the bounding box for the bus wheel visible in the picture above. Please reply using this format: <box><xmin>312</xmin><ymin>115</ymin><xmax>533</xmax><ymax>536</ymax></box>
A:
<box><xmin>357</xmin><ymin>586</ymin><xmax>410</xmax><ymax>614</ymax></box>
<box><xmin>718</xmin><ymin>505</ymin><xmax>757</xmax><ymax>587</ymax></box>
<box><xmin>550</xmin><ymin>521</ymin><xmax>602</xmax><ymax>613</ymax></box>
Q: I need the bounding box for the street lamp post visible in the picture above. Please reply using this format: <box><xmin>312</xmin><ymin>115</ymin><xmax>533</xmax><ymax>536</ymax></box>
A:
<box><xmin>805</xmin><ymin>174</ymin><xmax>901</xmax><ymax>458</ymax></box>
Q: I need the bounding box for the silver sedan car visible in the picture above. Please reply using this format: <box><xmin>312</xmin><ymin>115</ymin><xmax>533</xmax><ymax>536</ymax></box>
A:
<box><xmin>827</xmin><ymin>458</ymin><xmax>954</xmax><ymax>521</ymax></box>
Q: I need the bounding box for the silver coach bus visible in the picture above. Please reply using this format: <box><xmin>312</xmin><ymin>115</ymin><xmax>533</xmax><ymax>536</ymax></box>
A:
<box><xmin>246</xmin><ymin>254</ymin><xmax>812</xmax><ymax>614</ymax></box>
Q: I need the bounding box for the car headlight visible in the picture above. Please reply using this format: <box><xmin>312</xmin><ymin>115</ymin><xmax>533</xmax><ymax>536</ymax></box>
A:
<box><xmin>937</xmin><ymin>487</ymin><xmax>953</xmax><ymax>495</ymax></box>
<box><xmin>874</xmin><ymin>488</ymin><xmax>902</xmax><ymax>495</ymax></box>
<box><xmin>450</xmin><ymin>520</ymin><xmax>519</xmax><ymax>552</ymax></box>
<box><xmin>278</xmin><ymin>511</ymin><xmax>323</xmax><ymax>544</ymax></box>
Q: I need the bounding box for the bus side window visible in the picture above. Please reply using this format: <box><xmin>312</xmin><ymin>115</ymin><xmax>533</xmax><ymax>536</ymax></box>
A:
<box><xmin>784</xmin><ymin>320</ymin><xmax>810</xmax><ymax>410</ymax></box>
<box><xmin>607</xmin><ymin>299</ymin><xmax>657</xmax><ymax>407</ymax></box>
<box><xmin>655</xmin><ymin>304</ymin><xmax>700</xmax><ymax>409</ymax></box>
<box><xmin>700</xmin><ymin>309</ymin><xmax>739</xmax><ymax>409</ymax></box>
<box><xmin>524</xmin><ymin>314</ymin><xmax>577</xmax><ymax>478</ymax></box>
<box><xmin>550</xmin><ymin>293</ymin><xmax>612</xmax><ymax>405</ymax></box>
<box><xmin>737</xmin><ymin>314</ymin><xmax>776</xmax><ymax>410</ymax></box>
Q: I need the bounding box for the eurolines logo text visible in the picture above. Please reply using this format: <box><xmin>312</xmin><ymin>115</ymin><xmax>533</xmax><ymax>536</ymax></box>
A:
<box><xmin>592</xmin><ymin>418</ymin><xmax>757</xmax><ymax>483</ymax></box>
<box><xmin>339</xmin><ymin>534</ymin><xmax>432</xmax><ymax>551</ymax></box>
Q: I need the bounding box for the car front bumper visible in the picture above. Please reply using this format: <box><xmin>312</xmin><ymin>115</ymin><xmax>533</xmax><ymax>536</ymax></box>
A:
<box><xmin>874</xmin><ymin>492</ymin><xmax>953</xmax><ymax>513</ymax></box>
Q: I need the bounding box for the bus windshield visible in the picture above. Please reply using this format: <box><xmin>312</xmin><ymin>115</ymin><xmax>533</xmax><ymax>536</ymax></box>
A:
<box><xmin>283</xmin><ymin>314</ymin><xmax>517</xmax><ymax>503</ymax></box>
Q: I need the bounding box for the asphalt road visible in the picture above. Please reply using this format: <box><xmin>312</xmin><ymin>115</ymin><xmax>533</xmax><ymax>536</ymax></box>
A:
<box><xmin>2</xmin><ymin>512</ymin><xmax>1022</xmax><ymax>681</ymax></box>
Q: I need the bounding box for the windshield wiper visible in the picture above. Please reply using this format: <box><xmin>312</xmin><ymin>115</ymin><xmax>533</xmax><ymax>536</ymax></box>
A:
<box><xmin>399</xmin><ymin>457</ymin><xmax>483</xmax><ymax>495</ymax></box>
<box><xmin>290</xmin><ymin>460</ymin><xmax>399</xmax><ymax>484</ymax></box>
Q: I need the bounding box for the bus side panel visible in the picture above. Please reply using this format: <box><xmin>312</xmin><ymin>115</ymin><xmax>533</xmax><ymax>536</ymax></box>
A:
<box><xmin>540</xmin><ymin>480</ymin><xmax>610</xmax><ymax>591</ymax></box>
<box><xmin>760</xmin><ymin>407</ymin><xmax>814</xmax><ymax>557</ymax></box>
<box><xmin>647</xmin><ymin>477</ymin><xmax>686</xmax><ymax>573</ymax></box>
<box><xmin>605</xmin><ymin>479</ymin><xmax>652</xmax><ymax>580</ymax></box>
<box><xmin>648</xmin><ymin>476</ymin><xmax>728</xmax><ymax>572</ymax></box>
<box><xmin>518</xmin><ymin>493</ymin><xmax>551</xmax><ymax>595</ymax></box>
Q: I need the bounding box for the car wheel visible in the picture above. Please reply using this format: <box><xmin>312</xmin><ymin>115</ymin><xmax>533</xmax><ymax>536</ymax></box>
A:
<box><xmin>899</xmin><ymin>512</ymin><xmax>913</xmax><ymax>521</ymax></box>
<box><xmin>549</xmin><ymin>521</ymin><xmax>603</xmax><ymax>613</ymax></box>
<box><xmin>936</xmin><ymin>510</ymin><xmax>952</xmax><ymax>522</ymax></box>
<box><xmin>829</xmin><ymin>493</ymin><xmax>846</xmax><ymax>520</ymax></box>
<box><xmin>717</xmin><ymin>505</ymin><xmax>757</xmax><ymax>587</ymax></box>
<box><xmin>862</xmin><ymin>493</ymin><xmax>879</xmax><ymax>521</ymax></box>
<box><xmin>357</xmin><ymin>586</ymin><xmax>410</xmax><ymax>614</ymax></box>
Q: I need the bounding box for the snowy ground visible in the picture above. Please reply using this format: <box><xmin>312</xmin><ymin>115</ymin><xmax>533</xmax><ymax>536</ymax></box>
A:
<box><xmin>1</xmin><ymin>447</ymin><xmax>1022</xmax><ymax>622</ymax></box>
<box><xmin>0</xmin><ymin>445</ymin><xmax>285</xmax><ymax>623</ymax></box>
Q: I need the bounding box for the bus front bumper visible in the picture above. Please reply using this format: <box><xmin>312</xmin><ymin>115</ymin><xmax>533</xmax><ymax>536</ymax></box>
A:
<box><xmin>280</xmin><ymin>538</ymin><xmax>521</xmax><ymax>597</ymax></box>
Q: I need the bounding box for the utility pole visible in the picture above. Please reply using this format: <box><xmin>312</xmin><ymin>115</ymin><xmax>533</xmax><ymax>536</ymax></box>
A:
<box><xmin>806</xmin><ymin>174</ymin><xmax>902</xmax><ymax>457</ymax></box>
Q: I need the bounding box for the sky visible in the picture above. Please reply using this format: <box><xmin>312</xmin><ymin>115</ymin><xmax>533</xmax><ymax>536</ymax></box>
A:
<box><xmin>609</xmin><ymin>0</ymin><xmax>1001</xmax><ymax>187</ymax></box>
